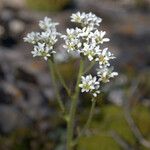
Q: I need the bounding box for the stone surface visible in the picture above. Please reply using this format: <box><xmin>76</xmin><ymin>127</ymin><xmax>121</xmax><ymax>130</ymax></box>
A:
<box><xmin>1</xmin><ymin>0</ymin><xmax>26</xmax><ymax>9</ymax></box>
<box><xmin>0</xmin><ymin>105</ymin><xmax>29</xmax><ymax>133</ymax></box>
<box><xmin>9</xmin><ymin>19</ymin><xmax>25</xmax><ymax>35</ymax></box>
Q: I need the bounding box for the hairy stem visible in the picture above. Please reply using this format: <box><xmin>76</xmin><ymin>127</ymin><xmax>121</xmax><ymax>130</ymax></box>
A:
<box><xmin>48</xmin><ymin>59</ymin><xmax>65</xmax><ymax>113</ymax></box>
<box><xmin>66</xmin><ymin>60</ymin><xmax>84</xmax><ymax>150</ymax></box>
<box><xmin>54</xmin><ymin>64</ymin><xmax>71</xmax><ymax>97</ymax></box>
<box><xmin>72</xmin><ymin>98</ymin><xmax>96</xmax><ymax>146</ymax></box>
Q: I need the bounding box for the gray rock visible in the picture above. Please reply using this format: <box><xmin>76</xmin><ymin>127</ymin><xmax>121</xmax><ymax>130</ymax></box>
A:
<box><xmin>0</xmin><ymin>25</ymin><xmax>5</xmax><ymax>37</ymax></box>
<box><xmin>0</xmin><ymin>64</ymin><xmax>5</xmax><ymax>80</ymax></box>
<box><xmin>0</xmin><ymin>105</ymin><xmax>29</xmax><ymax>133</ymax></box>
<box><xmin>15</xmin><ymin>81</ymin><xmax>53</xmax><ymax>120</ymax></box>
<box><xmin>1</xmin><ymin>0</ymin><xmax>26</xmax><ymax>9</ymax></box>
<box><xmin>0</xmin><ymin>82</ymin><xmax>23</xmax><ymax>104</ymax></box>
<box><xmin>15</xmin><ymin>67</ymin><xmax>38</xmax><ymax>84</ymax></box>
<box><xmin>0</xmin><ymin>9</ymin><xmax>14</xmax><ymax>22</ymax></box>
<box><xmin>9</xmin><ymin>19</ymin><xmax>25</xmax><ymax>35</ymax></box>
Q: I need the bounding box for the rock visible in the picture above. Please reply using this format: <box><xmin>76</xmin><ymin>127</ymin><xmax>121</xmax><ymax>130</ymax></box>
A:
<box><xmin>42</xmin><ymin>87</ymin><xmax>55</xmax><ymax>101</ymax></box>
<box><xmin>15</xmin><ymin>81</ymin><xmax>53</xmax><ymax>120</ymax></box>
<box><xmin>142</xmin><ymin>99</ymin><xmax>150</xmax><ymax>107</ymax></box>
<box><xmin>0</xmin><ymin>86</ymin><xmax>12</xmax><ymax>104</ymax></box>
<box><xmin>1</xmin><ymin>0</ymin><xmax>26</xmax><ymax>9</ymax></box>
<box><xmin>0</xmin><ymin>7</ymin><xmax>31</xmax><ymax>48</ymax></box>
<box><xmin>0</xmin><ymin>64</ymin><xmax>5</xmax><ymax>80</ymax></box>
<box><xmin>15</xmin><ymin>67</ymin><xmax>38</xmax><ymax>84</ymax></box>
<box><xmin>0</xmin><ymin>105</ymin><xmax>29</xmax><ymax>133</ymax></box>
<box><xmin>9</xmin><ymin>19</ymin><xmax>25</xmax><ymax>35</ymax></box>
<box><xmin>0</xmin><ymin>9</ymin><xmax>14</xmax><ymax>22</ymax></box>
<box><xmin>0</xmin><ymin>82</ymin><xmax>23</xmax><ymax>104</ymax></box>
<box><xmin>0</xmin><ymin>25</ymin><xmax>5</xmax><ymax>37</ymax></box>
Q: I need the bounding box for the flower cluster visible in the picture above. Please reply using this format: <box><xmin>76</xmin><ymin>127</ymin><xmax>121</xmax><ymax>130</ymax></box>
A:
<box><xmin>24</xmin><ymin>12</ymin><xmax>118</xmax><ymax>97</ymax></box>
<box><xmin>79</xmin><ymin>75</ymin><xmax>100</xmax><ymax>97</ymax></box>
<box><xmin>61</xmin><ymin>13</ymin><xmax>113</xmax><ymax>64</ymax></box>
<box><xmin>71</xmin><ymin>12</ymin><xmax>102</xmax><ymax>28</ymax></box>
<box><xmin>97</xmin><ymin>67</ymin><xmax>118</xmax><ymax>83</ymax></box>
<box><xmin>24</xmin><ymin>17</ymin><xmax>59</xmax><ymax>60</ymax></box>
<box><xmin>62</xmin><ymin>12</ymin><xmax>118</xmax><ymax>97</ymax></box>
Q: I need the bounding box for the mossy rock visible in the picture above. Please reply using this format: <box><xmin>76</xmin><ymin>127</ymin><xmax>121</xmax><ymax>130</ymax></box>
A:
<box><xmin>134</xmin><ymin>0</ymin><xmax>149</xmax><ymax>10</ymax></box>
<box><xmin>0</xmin><ymin>128</ymin><xmax>55</xmax><ymax>150</ymax></box>
<box><xmin>79</xmin><ymin>135</ymin><xmax>121</xmax><ymax>150</ymax></box>
<box><xmin>78</xmin><ymin>105</ymin><xmax>150</xmax><ymax>150</ymax></box>
<box><xmin>132</xmin><ymin>106</ymin><xmax>150</xmax><ymax>139</ymax></box>
<box><xmin>26</xmin><ymin>0</ymin><xmax>70</xmax><ymax>11</ymax></box>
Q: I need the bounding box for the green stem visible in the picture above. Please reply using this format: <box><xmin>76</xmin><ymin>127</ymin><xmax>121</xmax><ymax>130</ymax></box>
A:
<box><xmin>66</xmin><ymin>60</ymin><xmax>84</xmax><ymax>150</ymax></box>
<box><xmin>82</xmin><ymin>98</ymin><xmax>96</xmax><ymax>133</ymax></box>
<box><xmin>48</xmin><ymin>59</ymin><xmax>65</xmax><ymax>113</ymax></box>
<box><xmin>72</xmin><ymin>98</ymin><xmax>96</xmax><ymax>146</ymax></box>
<box><xmin>54</xmin><ymin>64</ymin><xmax>71</xmax><ymax>97</ymax></box>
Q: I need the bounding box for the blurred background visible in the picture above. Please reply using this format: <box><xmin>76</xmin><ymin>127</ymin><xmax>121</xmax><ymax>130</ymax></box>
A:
<box><xmin>0</xmin><ymin>0</ymin><xmax>150</xmax><ymax>149</ymax></box>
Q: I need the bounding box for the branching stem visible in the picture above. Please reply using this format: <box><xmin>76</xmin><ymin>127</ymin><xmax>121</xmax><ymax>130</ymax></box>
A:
<box><xmin>66</xmin><ymin>60</ymin><xmax>84</xmax><ymax>150</ymax></box>
<box><xmin>48</xmin><ymin>59</ymin><xmax>65</xmax><ymax>113</ymax></box>
<box><xmin>72</xmin><ymin>98</ymin><xmax>96</xmax><ymax>146</ymax></box>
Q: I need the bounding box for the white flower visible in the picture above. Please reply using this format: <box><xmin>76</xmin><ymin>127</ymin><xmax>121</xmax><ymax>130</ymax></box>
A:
<box><xmin>81</xmin><ymin>43</ymin><xmax>101</xmax><ymax>61</ymax></box>
<box><xmin>63</xmin><ymin>39</ymin><xmax>81</xmax><ymax>53</ymax></box>
<box><xmin>23</xmin><ymin>32</ymin><xmax>40</xmax><ymax>44</ymax></box>
<box><xmin>78</xmin><ymin>27</ymin><xmax>92</xmax><ymax>37</ymax></box>
<box><xmin>82</xmin><ymin>43</ymin><xmax>95</xmax><ymax>61</ymax></box>
<box><xmin>39</xmin><ymin>16</ymin><xmax>59</xmax><ymax>31</ymax></box>
<box><xmin>40</xmin><ymin>30</ymin><xmax>57</xmax><ymax>45</ymax></box>
<box><xmin>71</xmin><ymin>12</ymin><xmax>86</xmax><ymax>24</ymax></box>
<box><xmin>66</xmin><ymin>28</ymin><xmax>76</xmax><ymax>37</ymax></box>
<box><xmin>90</xmin><ymin>30</ymin><xmax>110</xmax><ymax>44</ymax></box>
<box><xmin>79</xmin><ymin>75</ymin><xmax>100</xmax><ymax>97</ymax></box>
<box><xmin>95</xmin><ymin>48</ymin><xmax>115</xmax><ymax>67</ymax></box>
<box><xmin>31</xmin><ymin>42</ymin><xmax>55</xmax><ymax>60</ymax></box>
<box><xmin>62</xmin><ymin>28</ymin><xmax>82</xmax><ymax>52</ymax></box>
<box><xmin>24</xmin><ymin>17</ymin><xmax>59</xmax><ymax>60</ymax></box>
<box><xmin>63</xmin><ymin>28</ymin><xmax>77</xmax><ymax>40</ymax></box>
<box><xmin>62</xmin><ymin>28</ymin><xmax>82</xmax><ymax>40</ymax></box>
<box><xmin>71</xmin><ymin>12</ymin><xmax>102</xmax><ymax>28</ymax></box>
<box><xmin>85</xmin><ymin>12</ymin><xmax>102</xmax><ymax>27</ymax></box>
<box><xmin>97</xmin><ymin>67</ymin><xmax>118</xmax><ymax>83</ymax></box>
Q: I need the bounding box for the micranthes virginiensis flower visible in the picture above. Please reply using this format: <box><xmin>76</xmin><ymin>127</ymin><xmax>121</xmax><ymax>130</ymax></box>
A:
<box><xmin>24</xmin><ymin>12</ymin><xmax>118</xmax><ymax>97</ymax></box>
<box><xmin>24</xmin><ymin>17</ymin><xmax>59</xmax><ymax>60</ymax></box>
<box><xmin>62</xmin><ymin>12</ymin><xmax>118</xmax><ymax>97</ymax></box>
